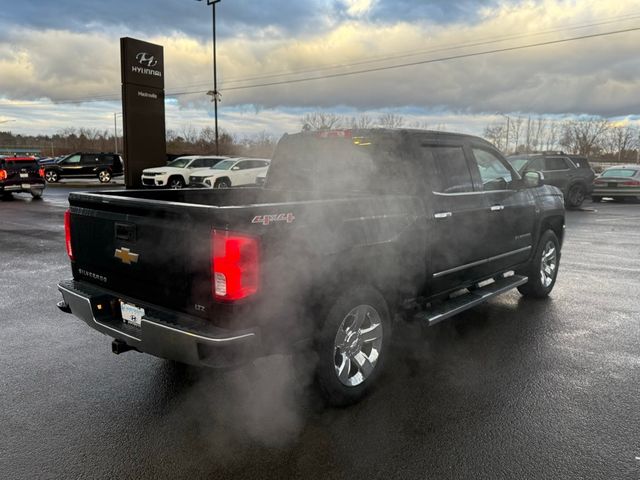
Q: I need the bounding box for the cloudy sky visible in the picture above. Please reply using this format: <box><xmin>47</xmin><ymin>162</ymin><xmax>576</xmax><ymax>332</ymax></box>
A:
<box><xmin>1</xmin><ymin>0</ymin><xmax>640</xmax><ymax>138</ymax></box>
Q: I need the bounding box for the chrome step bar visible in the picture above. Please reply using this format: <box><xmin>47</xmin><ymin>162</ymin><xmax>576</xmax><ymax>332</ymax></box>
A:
<box><xmin>415</xmin><ymin>275</ymin><xmax>528</xmax><ymax>326</ymax></box>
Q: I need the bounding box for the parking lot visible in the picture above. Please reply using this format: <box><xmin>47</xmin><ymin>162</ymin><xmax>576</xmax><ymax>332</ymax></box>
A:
<box><xmin>1</xmin><ymin>186</ymin><xmax>639</xmax><ymax>479</ymax></box>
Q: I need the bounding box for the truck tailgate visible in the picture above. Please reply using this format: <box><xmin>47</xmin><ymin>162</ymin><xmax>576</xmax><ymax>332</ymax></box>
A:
<box><xmin>69</xmin><ymin>198</ymin><xmax>211</xmax><ymax>315</ymax></box>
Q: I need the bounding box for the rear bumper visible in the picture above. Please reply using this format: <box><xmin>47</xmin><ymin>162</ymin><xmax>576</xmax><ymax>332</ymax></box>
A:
<box><xmin>592</xmin><ymin>187</ymin><xmax>640</xmax><ymax>197</ymax></box>
<box><xmin>1</xmin><ymin>180</ymin><xmax>45</xmax><ymax>193</ymax></box>
<box><xmin>57</xmin><ymin>279</ymin><xmax>260</xmax><ymax>368</ymax></box>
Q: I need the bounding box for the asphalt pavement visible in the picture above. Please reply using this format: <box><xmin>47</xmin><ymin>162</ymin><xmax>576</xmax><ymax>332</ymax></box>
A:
<box><xmin>1</xmin><ymin>186</ymin><xmax>639</xmax><ymax>479</ymax></box>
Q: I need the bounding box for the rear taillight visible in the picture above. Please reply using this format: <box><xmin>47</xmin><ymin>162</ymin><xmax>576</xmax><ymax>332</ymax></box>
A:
<box><xmin>622</xmin><ymin>180</ymin><xmax>640</xmax><ymax>186</ymax></box>
<box><xmin>38</xmin><ymin>168</ymin><xmax>45</xmax><ymax>178</ymax></box>
<box><xmin>593</xmin><ymin>179</ymin><xmax>605</xmax><ymax>185</ymax></box>
<box><xmin>0</xmin><ymin>169</ymin><xmax>6</xmax><ymax>181</ymax></box>
<box><xmin>64</xmin><ymin>210</ymin><xmax>74</xmax><ymax>260</ymax></box>
<box><xmin>211</xmin><ymin>230</ymin><xmax>259</xmax><ymax>301</ymax></box>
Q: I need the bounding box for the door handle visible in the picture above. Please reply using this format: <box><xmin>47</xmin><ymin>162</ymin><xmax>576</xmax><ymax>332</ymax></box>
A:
<box><xmin>490</xmin><ymin>205</ymin><xmax>504</xmax><ymax>212</ymax></box>
<box><xmin>434</xmin><ymin>212</ymin><xmax>452</xmax><ymax>219</ymax></box>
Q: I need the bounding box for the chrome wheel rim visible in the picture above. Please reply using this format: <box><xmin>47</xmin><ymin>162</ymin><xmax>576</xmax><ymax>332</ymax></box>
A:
<box><xmin>169</xmin><ymin>179</ymin><xmax>183</xmax><ymax>189</ymax></box>
<box><xmin>45</xmin><ymin>171</ymin><xmax>56</xmax><ymax>182</ymax></box>
<box><xmin>99</xmin><ymin>171</ymin><xmax>110</xmax><ymax>182</ymax></box>
<box><xmin>217</xmin><ymin>182</ymin><xmax>228</xmax><ymax>189</ymax></box>
<box><xmin>333</xmin><ymin>304</ymin><xmax>383</xmax><ymax>387</ymax></box>
<box><xmin>540</xmin><ymin>240</ymin><xmax>557</xmax><ymax>288</ymax></box>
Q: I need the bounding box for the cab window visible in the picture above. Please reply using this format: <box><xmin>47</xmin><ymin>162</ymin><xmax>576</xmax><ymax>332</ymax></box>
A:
<box><xmin>428</xmin><ymin>146</ymin><xmax>474</xmax><ymax>194</ymax></box>
<box><xmin>472</xmin><ymin>148</ymin><xmax>513</xmax><ymax>191</ymax></box>
<box><xmin>63</xmin><ymin>154</ymin><xmax>81</xmax><ymax>164</ymax></box>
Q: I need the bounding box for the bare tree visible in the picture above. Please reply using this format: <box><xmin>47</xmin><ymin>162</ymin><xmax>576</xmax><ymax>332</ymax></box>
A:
<box><xmin>348</xmin><ymin>114</ymin><xmax>374</xmax><ymax>129</ymax></box>
<box><xmin>560</xmin><ymin>118</ymin><xmax>609</xmax><ymax>156</ymax></box>
<box><xmin>301</xmin><ymin>112</ymin><xmax>343</xmax><ymax>131</ymax></box>
<box><xmin>510</xmin><ymin>116</ymin><xmax>524</xmax><ymax>153</ymax></box>
<box><xmin>376</xmin><ymin>113</ymin><xmax>405</xmax><ymax>128</ymax></box>
<box><xmin>483</xmin><ymin>123</ymin><xmax>507</xmax><ymax>151</ymax></box>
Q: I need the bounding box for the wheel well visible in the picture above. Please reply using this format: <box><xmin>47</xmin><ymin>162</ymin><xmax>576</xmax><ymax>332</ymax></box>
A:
<box><xmin>541</xmin><ymin>216</ymin><xmax>564</xmax><ymax>246</ymax></box>
<box><xmin>168</xmin><ymin>175</ymin><xmax>183</xmax><ymax>183</ymax></box>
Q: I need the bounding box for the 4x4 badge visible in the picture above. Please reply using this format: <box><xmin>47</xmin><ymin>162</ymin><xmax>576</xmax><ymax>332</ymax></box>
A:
<box><xmin>114</xmin><ymin>247</ymin><xmax>139</xmax><ymax>265</ymax></box>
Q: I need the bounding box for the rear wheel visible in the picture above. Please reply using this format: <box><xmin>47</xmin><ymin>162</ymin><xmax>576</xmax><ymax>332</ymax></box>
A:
<box><xmin>591</xmin><ymin>196</ymin><xmax>602</xmax><ymax>203</ymax></box>
<box><xmin>315</xmin><ymin>286</ymin><xmax>390</xmax><ymax>406</ymax></box>
<box><xmin>97</xmin><ymin>170</ymin><xmax>112</xmax><ymax>183</ymax></box>
<box><xmin>565</xmin><ymin>184</ymin><xmax>586</xmax><ymax>208</ymax></box>
<box><xmin>518</xmin><ymin>230</ymin><xmax>560</xmax><ymax>299</ymax></box>
<box><xmin>44</xmin><ymin>170</ymin><xmax>59</xmax><ymax>183</ymax></box>
<box><xmin>168</xmin><ymin>176</ymin><xmax>184</xmax><ymax>189</ymax></box>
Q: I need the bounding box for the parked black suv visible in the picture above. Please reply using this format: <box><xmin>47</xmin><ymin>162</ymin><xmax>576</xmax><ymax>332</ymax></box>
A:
<box><xmin>0</xmin><ymin>156</ymin><xmax>45</xmax><ymax>199</ymax></box>
<box><xmin>44</xmin><ymin>152</ymin><xmax>123</xmax><ymax>183</ymax></box>
<box><xmin>507</xmin><ymin>152</ymin><xmax>594</xmax><ymax>208</ymax></box>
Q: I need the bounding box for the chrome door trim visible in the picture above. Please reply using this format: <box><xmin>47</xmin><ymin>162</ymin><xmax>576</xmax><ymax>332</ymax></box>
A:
<box><xmin>433</xmin><ymin>245</ymin><xmax>532</xmax><ymax>279</ymax></box>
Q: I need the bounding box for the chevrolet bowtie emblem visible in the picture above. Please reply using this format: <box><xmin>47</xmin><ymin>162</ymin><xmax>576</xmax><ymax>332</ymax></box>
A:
<box><xmin>114</xmin><ymin>247</ymin><xmax>139</xmax><ymax>265</ymax></box>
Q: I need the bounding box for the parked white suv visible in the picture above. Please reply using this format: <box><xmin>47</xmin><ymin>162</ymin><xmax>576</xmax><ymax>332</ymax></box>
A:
<box><xmin>141</xmin><ymin>156</ymin><xmax>228</xmax><ymax>189</ymax></box>
<box><xmin>189</xmin><ymin>158</ymin><xmax>270</xmax><ymax>188</ymax></box>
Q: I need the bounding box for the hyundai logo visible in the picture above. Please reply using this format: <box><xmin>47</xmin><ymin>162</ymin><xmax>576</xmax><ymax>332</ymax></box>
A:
<box><xmin>135</xmin><ymin>52</ymin><xmax>158</xmax><ymax>67</ymax></box>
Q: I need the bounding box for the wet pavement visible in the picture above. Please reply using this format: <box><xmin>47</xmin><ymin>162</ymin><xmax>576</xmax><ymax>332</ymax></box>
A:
<box><xmin>1</xmin><ymin>187</ymin><xmax>639</xmax><ymax>479</ymax></box>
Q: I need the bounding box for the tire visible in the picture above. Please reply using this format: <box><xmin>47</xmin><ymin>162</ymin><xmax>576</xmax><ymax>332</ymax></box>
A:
<box><xmin>168</xmin><ymin>176</ymin><xmax>184</xmax><ymax>189</ymax></box>
<box><xmin>30</xmin><ymin>189</ymin><xmax>43</xmax><ymax>199</ymax></box>
<box><xmin>98</xmin><ymin>170</ymin><xmax>112</xmax><ymax>183</ymax></box>
<box><xmin>517</xmin><ymin>230</ymin><xmax>560</xmax><ymax>299</ymax></box>
<box><xmin>315</xmin><ymin>285</ymin><xmax>390</xmax><ymax>407</ymax></box>
<box><xmin>591</xmin><ymin>196</ymin><xmax>602</xmax><ymax>203</ymax></box>
<box><xmin>44</xmin><ymin>170</ymin><xmax>59</xmax><ymax>183</ymax></box>
<box><xmin>565</xmin><ymin>184</ymin><xmax>586</xmax><ymax>208</ymax></box>
<box><xmin>214</xmin><ymin>178</ymin><xmax>230</xmax><ymax>189</ymax></box>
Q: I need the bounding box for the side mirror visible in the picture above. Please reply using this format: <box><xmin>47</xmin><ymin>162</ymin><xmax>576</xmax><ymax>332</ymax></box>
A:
<box><xmin>231</xmin><ymin>166</ymin><xmax>240</xmax><ymax>171</ymax></box>
<box><xmin>523</xmin><ymin>170</ymin><xmax>544</xmax><ymax>188</ymax></box>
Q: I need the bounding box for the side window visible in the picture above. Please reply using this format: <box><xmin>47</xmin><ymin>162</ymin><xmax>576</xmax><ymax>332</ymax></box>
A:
<box><xmin>236</xmin><ymin>161</ymin><xmax>251</xmax><ymax>170</ymax></box>
<box><xmin>64</xmin><ymin>154</ymin><xmax>81</xmax><ymax>164</ymax></box>
<box><xmin>428</xmin><ymin>146</ymin><xmax>474</xmax><ymax>194</ymax></box>
<box><xmin>472</xmin><ymin>148</ymin><xmax>513</xmax><ymax>191</ymax></box>
<box><xmin>544</xmin><ymin>157</ymin><xmax>570</xmax><ymax>171</ymax></box>
<box><xmin>261</xmin><ymin>161</ymin><xmax>270</xmax><ymax>168</ymax></box>
<box><xmin>203</xmin><ymin>158</ymin><xmax>220</xmax><ymax>167</ymax></box>
<box><xmin>190</xmin><ymin>159</ymin><xmax>205</xmax><ymax>168</ymax></box>
<box><xmin>81</xmin><ymin>154</ymin><xmax>97</xmax><ymax>164</ymax></box>
<box><xmin>103</xmin><ymin>155</ymin><xmax>114</xmax><ymax>163</ymax></box>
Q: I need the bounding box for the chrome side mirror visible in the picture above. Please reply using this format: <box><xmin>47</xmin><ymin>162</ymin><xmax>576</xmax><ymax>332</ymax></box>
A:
<box><xmin>523</xmin><ymin>170</ymin><xmax>544</xmax><ymax>188</ymax></box>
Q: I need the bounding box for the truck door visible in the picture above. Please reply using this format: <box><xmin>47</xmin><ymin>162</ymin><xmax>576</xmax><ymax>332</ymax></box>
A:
<box><xmin>467</xmin><ymin>145</ymin><xmax>536</xmax><ymax>268</ymax></box>
<box><xmin>422</xmin><ymin>143</ymin><xmax>492</xmax><ymax>291</ymax></box>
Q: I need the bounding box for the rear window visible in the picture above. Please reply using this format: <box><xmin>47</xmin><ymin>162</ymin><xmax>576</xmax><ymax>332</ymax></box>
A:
<box><xmin>601</xmin><ymin>169</ymin><xmax>638</xmax><ymax>178</ymax></box>
<box><xmin>2</xmin><ymin>159</ymin><xmax>39</xmax><ymax>169</ymax></box>
<box><xmin>267</xmin><ymin>133</ymin><xmax>420</xmax><ymax>194</ymax></box>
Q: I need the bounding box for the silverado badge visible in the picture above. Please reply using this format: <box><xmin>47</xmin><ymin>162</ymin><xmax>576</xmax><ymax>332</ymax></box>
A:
<box><xmin>114</xmin><ymin>247</ymin><xmax>139</xmax><ymax>265</ymax></box>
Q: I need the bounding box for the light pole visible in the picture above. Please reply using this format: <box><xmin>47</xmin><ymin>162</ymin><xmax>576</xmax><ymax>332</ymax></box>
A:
<box><xmin>113</xmin><ymin>112</ymin><xmax>122</xmax><ymax>154</ymax></box>
<box><xmin>497</xmin><ymin>113</ymin><xmax>511</xmax><ymax>154</ymax></box>
<box><xmin>198</xmin><ymin>0</ymin><xmax>222</xmax><ymax>155</ymax></box>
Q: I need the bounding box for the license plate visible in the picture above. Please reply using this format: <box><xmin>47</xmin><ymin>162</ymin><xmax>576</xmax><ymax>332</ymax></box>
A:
<box><xmin>21</xmin><ymin>183</ymin><xmax>30</xmax><ymax>189</ymax></box>
<box><xmin>120</xmin><ymin>301</ymin><xmax>145</xmax><ymax>328</ymax></box>
<box><xmin>20</xmin><ymin>173</ymin><xmax>28</xmax><ymax>178</ymax></box>
<box><xmin>608</xmin><ymin>183</ymin><xmax>617</xmax><ymax>188</ymax></box>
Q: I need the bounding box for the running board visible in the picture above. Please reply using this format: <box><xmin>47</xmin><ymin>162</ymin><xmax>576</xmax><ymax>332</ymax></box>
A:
<box><xmin>414</xmin><ymin>275</ymin><xmax>528</xmax><ymax>326</ymax></box>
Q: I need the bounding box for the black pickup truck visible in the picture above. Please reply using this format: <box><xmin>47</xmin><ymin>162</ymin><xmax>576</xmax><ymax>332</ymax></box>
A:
<box><xmin>57</xmin><ymin>129</ymin><xmax>565</xmax><ymax>405</ymax></box>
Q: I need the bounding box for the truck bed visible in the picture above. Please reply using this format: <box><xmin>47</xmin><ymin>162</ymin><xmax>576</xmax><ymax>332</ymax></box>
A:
<box><xmin>67</xmin><ymin>187</ymin><xmax>424</xmax><ymax>326</ymax></box>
